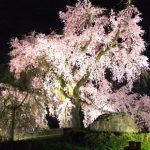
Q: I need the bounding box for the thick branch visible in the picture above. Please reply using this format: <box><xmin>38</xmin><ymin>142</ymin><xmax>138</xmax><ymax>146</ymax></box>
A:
<box><xmin>80</xmin><ymin>37</ymin><xmax>92</xmax><ymax>52</ymax></box>
<box><xmin>73</xmin><ymin>70</ymin><xmax>90</xmax><ymax>99</ymax></box>
<box><xmin>96</xmin><ymin>30</ymin><xmax>120</xmax><ymax>61</ymax></box>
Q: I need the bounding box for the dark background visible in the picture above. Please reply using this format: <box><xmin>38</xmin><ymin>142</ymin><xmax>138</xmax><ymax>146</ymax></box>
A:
<box><xmin>0</xmin><ymin>0</ymin><xmax>149</xmax><ymax>64</ymax></box>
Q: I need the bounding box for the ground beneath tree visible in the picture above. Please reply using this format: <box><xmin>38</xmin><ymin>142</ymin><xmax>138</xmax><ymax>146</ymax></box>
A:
<box><xmin>0</xmin><ymin>128</ymin><xmax>150</xmax><ymax>150</ymax></box>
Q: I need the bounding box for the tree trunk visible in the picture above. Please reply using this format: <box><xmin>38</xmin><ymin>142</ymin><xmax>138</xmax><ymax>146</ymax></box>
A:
<box><xmin>9</xmin><ymin>108</ymin><xmax>16</xmax><ymax>141</ymax></box>
<box><xmin>71</xmin><ymin>102</ymin><xmax>82</xmax><ymax>128</ymax></box>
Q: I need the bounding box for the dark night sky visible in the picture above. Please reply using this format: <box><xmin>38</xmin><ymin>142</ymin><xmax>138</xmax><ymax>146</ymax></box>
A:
<box><xmin>0</xmin><ymin>0</ymin><xmax>150</xmax><ymax>64</ymax></box>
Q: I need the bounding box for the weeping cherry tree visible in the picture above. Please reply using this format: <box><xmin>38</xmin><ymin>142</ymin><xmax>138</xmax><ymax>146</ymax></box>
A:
<box><xmin>8</xmin><ymin>0</ymin><xmax>150</xmax><ymax>129</ymax></box>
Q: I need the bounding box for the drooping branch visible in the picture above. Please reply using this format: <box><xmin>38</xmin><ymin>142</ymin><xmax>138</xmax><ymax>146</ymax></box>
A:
<box><xmin>15</xmin><ymin>92</ymin><xmax>28</xmax><ymax>109</ymax></box>
<box><xmin>8</xmin><ymin>0</ymin><xmax>149</xmax><ymax>129</ymax></box>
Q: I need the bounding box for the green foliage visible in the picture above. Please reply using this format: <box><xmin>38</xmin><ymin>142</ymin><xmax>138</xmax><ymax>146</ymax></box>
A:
<box><xmin>9</xmin><ymin>130</ymin><xmax>150</xmax><ymax>150</ymax></box>
<box><xmin>84</xmin><ymin>132</ymin><xmax>150</xmax><ymax>150</ymax></box>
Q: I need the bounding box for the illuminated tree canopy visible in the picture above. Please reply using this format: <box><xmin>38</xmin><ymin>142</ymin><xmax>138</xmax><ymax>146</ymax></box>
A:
<box><xmin>7</xmin><ymin>0</ymin><xmax>150</xmax><ymax>130</ymax></box>
<box><xmin>0</xmin><ymin>82</ymin><xmax>46</xmax><ymax>140</ymax></box>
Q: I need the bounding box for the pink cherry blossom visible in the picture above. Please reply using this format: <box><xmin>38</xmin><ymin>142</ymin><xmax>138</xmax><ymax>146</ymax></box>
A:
<box><xmin>9</xmin><ymin>0</ymin><xmax>150</xmax><ymax>129</ymax></box>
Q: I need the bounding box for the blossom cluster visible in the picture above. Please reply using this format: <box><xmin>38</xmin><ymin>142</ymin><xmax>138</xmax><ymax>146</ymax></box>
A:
<box><xmin>9</xmin><ymin>0</ymin><xmax>149</xmax><ymax>128</ymax></box>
